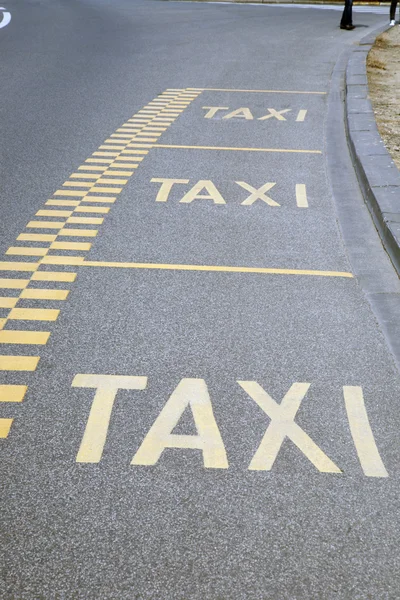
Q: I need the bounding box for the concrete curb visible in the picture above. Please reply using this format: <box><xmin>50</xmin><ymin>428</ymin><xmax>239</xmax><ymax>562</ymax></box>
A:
<box><xmin>345</xmin><ymin>27</ymin><xmax>400</xmax><ymax>277</ymax></box>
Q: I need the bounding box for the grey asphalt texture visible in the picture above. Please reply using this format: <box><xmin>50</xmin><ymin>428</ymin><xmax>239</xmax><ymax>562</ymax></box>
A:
<box><xmin>1</xmin><ymin>1</ymin><xmax>400</xmax><ymax>598</ymax></box>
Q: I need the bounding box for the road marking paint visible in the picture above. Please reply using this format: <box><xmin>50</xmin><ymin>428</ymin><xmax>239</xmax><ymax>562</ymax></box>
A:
<box><xmin>73</xmin><ymin>374</ymin><xmax>148</xmax><ymax>463</ymax></box>
<box><xmin>0</xmin><ymin>279</ymin><xmax>30</xmax><ymax>289</ymax></box>
<box><xmin>70</xmin><ymin>173</ymin><xmax>99</xmax><ymax>179</ymax></box>
<box><xmin>36</xmin><ymin>210</ymin><xmax>73</xmax><ymax>218</ymax></box>
<box><xmin>238</xmin><ymin>381</ymin><xmax>341</xmax><ymax>473</ymax></box>
<box><xmin>0</xmin><ymin>420</ymin><xmax>13</xmax><ymax>438</ymax></box>
<box><xmin>223</xmin><ymin>107</ymin><xmax>254</xmax><ymax>120</ymax></box>
<box><xmin>31</xmin><ymin>272</ymin><xmax>77</xmax><ymax>282</ymax></box>
<box><xmin>151</xmin><ymin>178</ymin><xmax>190</xmax><ymax>202</ymax></box>
<box><xmin>344</xmin><ymin>386</ymin><xmax>388</xmax><ymax>477</ymax></box>
<box><xmin>73</xmin><ymin>206</ymin><xmax>110</xmax><ymax>214</ymax></box>
<box><xmin>296</xmin><ymin>184</ymin><xmax>308</xmax><ymax>208</ymax></box>
<box><xmin>0</xmin><ymin>261</ymin><xmax>39</xmax><ymax>271</ymax></box>
<box><xmin>0</xmin><ymin>385</ymin><xmax>27</xmax><ymax>402</ymax></box>
<box><xmin>0</xmin><ymin>297</ymin><xmax>18</xmax><ymax>308</ymax></box>
<box><xmin>93</xmin><ymin>152</ymin><xmax>119</xmax><ymax>157</ymax></box>
<box><xmin>8</xmin><ymin>308</ymin><xmax>60</xmax><ymax>321</ymax></box>
<box><xmin>180</xmin><ymin>180</ymin><xmax>226</xmax><ymax>204</ymax></box>
<box><xmin>63</xmin><ymin>182</ymin><xmax>94</xmax><ymax>188</ymax></box>
<box><xmin>89</xmin><ymin>187</ymin><xmax>122</xmax><ymax>194</ymax></box>
<box><xmin>74</xmin><ymin>260</ymin><xmax>354</xmax><ymax>278</ymax></box>
<box><xmin>110</xmin><ymin>163</ymin><xmax>138</xmax><ymax>170</ymax></box>
<box><xmin>0</xmin><ymin>331</ymin><xmax>50</xmax><ymax>345</ymax></box>
<box><xmin>0</xmin><ymin>8</ymin><xmax>11</xmax><ymax>29</ymax></box>
<box><xmin>66</xmin><ymin>217</ymin><xmax>104</xmax><ymax>225</ymax></box>
<box><xmin>0</xmin><ymin>356</ymin><xmax>39</xmax><ymax>371</ymax></box>
<box><xmin>20</xmin><ymin>288</ymin><xmax>69</xmax><ymax>300</ymax></box>
<box><xmin>27</xmin><ymin>221</ymin><xmax>67</xmax><ymax>229</ymax></box>
<box><xmin>103</xmin><ymin>171</ymin><xmax>133</xmax><ymax>177</ymax></box>
<box><xmin>58</xmin><ymin>228</ymin><xmax>98</xmax><ymax>237</ymax></box>
<box><xmin>84</xmin><ymin>196</ymin><xmax>116</xmax><ymax>203</ymax></box>
<box><xmin>54</xmin><ymin>190</ymin><xmax>88</xmax><ymax>197</ymax></box>
<box><xmin>41</xmin><ymin>256</ymin><xmax>84</xmax><ymax>266</ymax></box>
<box><xmin>132</xmin><ymin>378</ymin><xmax>228</xmax><ymax>469</ymax></box>
<box><xmin>237</xmin><ymin>181</ymin><xmax>279</xmax><ymax>206</ymax></box>
<box><xmin>85</xmin><ymin>158</ymin><xmax>114</xmax><ymax>164</ymax></box>
<box><xmin>201</xmin><ymin>88</ymin><xmax>326</xmax><ymax>94</ymax></box>
<box><xmin>296</xmin><ymin>109</ymin><xmax>308</xmax><ymax>122</ymax></box>
<box><xmin>153</xmin><ymin>144</ymin><xmax>322</xmax><ymax>154</ymax></box>
<box><xmin>6</xmin><ymin>247</ymin><xmax>49</xmax><ymax>257</ymax></box>
<box><xmin>45</xmin><ymin>200</ymin><xmax>80</xmax><ymax>207</ymax></box>
<box><xmin>97</xmin><ymin>178</ymin><xmax>128</xmax><ymax>185</ymax></box>
<box><xmin>51</xmin><ymin>241</ymin><xmax>91</xmax><ymax>251</ymax></box>
<box><xmin>17</xmin><ymin>233</ymin><xmax>57</xmax><ymax>242</ymax></box>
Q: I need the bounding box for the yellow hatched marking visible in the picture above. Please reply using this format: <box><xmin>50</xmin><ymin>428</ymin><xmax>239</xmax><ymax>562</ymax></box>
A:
<box><xmin>83</xmin><ymin>196</ymin><xmax>116</xmax><ymax>203</ymax></box>
<box><xmin>70</xmin><ymin>173</ymin><xmax>99</xmax><ymax>179</ymax></box>
<box><xmin>97</xmin><ymin>179</ymin><xmax>127</xmax><ymax>185</ymax></box>
<box><xmin>45</xmin><ymin>200</ymin><xmax>80</xmax><ymax>207</ymax></box>
<box><xmin>134</xmin><ymin>137</ymin><xmax>159</xmax><ymax>143</ymax></box>
<box><xmin>89</xmin><ymin>187</ymin><xmax>122</xmax><ymax>194</ymax></box>
<box><xmin>0</xmin><ymin>385</ymin><xmax>27</xmax><ymax>402</ymax></box>
<box><xmin>27</xmin><ymin>221</ymin><xmax>66</xmax><ymax>229</ymax></box>
<box><xmin>58</xmin><ymin>229</ymin><xmax>98</xmax><ymax>237</ymax></box>
<box><xmin>0</xmin><ymin>262</ymin><xmax>39</xmax><ymax>272</ymax></box>
<box><xmin>115</xmin><ymin>155</ymin><xmax>144</xmax><ymax>161</ymax></box>
<box><xmin>63</xmin><ymin>182</ymin><xmax>94</xmax><ymax>188</ymax></box>
<box><xmin>202</xmin><ymin>87</ymin><xmax>326</xmax><ymax>94</ymax></box>
<box><xmin>36</xmin><ymin>210</ymin><xmax>73</xmax><ymax>217</ymax></box>
<box><xmin>18</xmin><ymin>234</ymin><xmax>56</xmax><ymax>242</ymax></box>
<box><xmin>0</xmin><ymin>419</ymin><xmax>13</xmax><ymax>438</ymax></box>
<box><xmin>41</xmin><ymin>256</ymin><xmax>85</xmax><ymax>266</ymax></box>
<box><xmin>21</xmin><ymin>288</ymin><xmax>69</xmax><ymax>300</ymax></box>
<box><xmin>0</xmin><ymin>279</ymin><xmax>29</xmax><ymax>289</ymax></box>
<box><xmin>74</xmin><ymin>206</ymin><xmax>110</xmax><ymax>214</ymax></box>
<box><xmin>0</xmin><ymin>331</ymin><xmax>50</xmax><ymax>345</ymax></box>
<box><xmin>0</xmin><ymin>319</ymin><xmax>5</xmax><ymax>330</ymax></box>
<box><xmin>120</xmin><ymin>150</ymin><xmax>148</xmax><ymax>155</ymax></box>
<box><xmin>54</xmin><ymin>190</ymin><xmax>88</xmax><ymax>197</ymax></box>
<box><xmin>31</xmin><ymin>272</ymin><xmax>77</xmax><ymax>282</ymax></box>
<box><xmin>0</xmin><ymin>356</ymin><xmax>39</xmax><ymax>371</ymax></box>
<box><xmin>51</xmin><ymin>241</ymin><xmax>92</xmax><ymax>251</ymax></box>
<box><xmin>0</xmin><ymin>297</ymin><xmax>18</xmax><ymax>308</ymax></box>
<box><xmin>111</xmin><ymin>163</ymin><xmax>138</xmax><ymax>170</ymax></box>
<box><xmin>9</xmin><ymin>308</ymin><xmax>60</xmax><ymax>321</ymax></box>
<box><xmin>100</xmin><ymin>145</ymin><xmax>126</xmax><ymax>150</ymax></box>
<box><xmin>104</xmin><ymin>171</ymin><xmax>133</xmax><ymax>177</ymax></box>
<box><xmin>79</xmin><ymin>165</ymin><xmax>108</xmax><ymax>171</ymax></box>
<box><xmin>6</xmin><ymin>247</ymin><xmax>49</xmax><ymax>257</ymax></box>
<box><xmin>93</xmin><ymin>152</ymin><xmax>119</xmax><ymax>157</ymax></box>
<box><xmin>67</xmin><ymin>217</ymin><xmax>104</xmax><ymax>225</ymax></box>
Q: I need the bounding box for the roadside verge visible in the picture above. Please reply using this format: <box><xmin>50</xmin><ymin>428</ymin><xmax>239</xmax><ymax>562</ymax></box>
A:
<box><xmin>345</xmin><ymin>27</ymin><xmax>400</xmax><ymax>277</ymax></box>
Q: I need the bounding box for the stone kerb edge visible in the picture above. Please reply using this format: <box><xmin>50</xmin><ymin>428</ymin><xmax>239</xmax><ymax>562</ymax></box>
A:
<box><xmin>345</xmin><ymin>30</ymin><xmax>400</xmax><ymax>277</ymax></box>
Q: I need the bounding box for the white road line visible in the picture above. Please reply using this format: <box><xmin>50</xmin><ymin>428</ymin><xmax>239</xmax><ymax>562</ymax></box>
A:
<box><xmin>0</xmin><ymin>7</ymin><xmax>11</xmax><ymax>29</ymax></box>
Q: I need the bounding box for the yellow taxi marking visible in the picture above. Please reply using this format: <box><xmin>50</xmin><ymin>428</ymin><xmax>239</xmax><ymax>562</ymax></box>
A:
<box><xmin>200</xmin><ymin>88</ymin><xmax>326</xmax><ymax>94</ymax></box>
<box><xmin>344</xmin><ymin>386</ymin><xmax>389</xmax><ymax>477</ymax></box>
<box><xmin>0</xmin><ymin>356</ymin><xmax>39</xmax><ymax>371</ymax></box>
<box><xmin>20</xmin><ymin>288</ymin><xmax>69</xmax><ymax>300</ymax></box>
<box><xmin>153</xmin><ymin>144</ymin><xmax>321</xmax><ymax>154</ymax></box>
<box><xmin>0</xmin><ymin>279</ymin><xmax>30</xmax><ymax>289</ymax></box>
<box><xmin>8</xmin><ymin>308</ymin><xmax>60</xmax><ymax>321</ymax></box>
<box><xmin>72</xmin><ymin>374</ymin><xmax>148</xmax><ymax>463</ymax></box>
<box><xmin>131</xmin><ymin>378</ymin><xmax>228</xmax><ymax>469</ymax></box>
<box><xmin>238</xmin><ymin>381</ymin><xmax>341</xmax><ymax>473</ymax></box>
<box><xmin>75</xmin><ymin>260</ymin><xmax>353</xmax><ymax>278</ymax></box>
<box><xmin>296</xmin><ymin>184</ymin><xmax>309</xmax><ymax>208</ymax></box>
<box><xmin>0</xmin><ymin>331</ymin><xmax>50</xmax><ymax>345</ymax></box>
<box><xmin>296</xmin><ymin>110</ymin><xmax>308</xmax><ymax>122</ymax></box>
<box><xmin>0</xmin><ymin>384</ymin><xmax>27</xmax><ymax>402</ymax></box>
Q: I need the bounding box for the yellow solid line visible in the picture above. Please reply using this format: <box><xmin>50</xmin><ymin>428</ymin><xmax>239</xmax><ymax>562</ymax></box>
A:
<box><xmin>0</xmin><ymin>261</ymin><xmax>39</xmax><ymax>272</ymax></box>
<box><xmin>154</xmin><ymin>144</ymin><xmax>321</xmax><ymax>154</ymax></box>
<box><xmin>79</xmin><ymin>260</ymin><xmax>353</xmax><ymax>278</ymax></box>
<box><xmin>6</xmin><ymin>247</ymin><xmax>49</xmax><ymax>257</ymax></box>
<box><xmin>0</xmin><ymin>330</ymin><xmax>50</xmax><ymax>345</ymax></box>
<box><xmin>20</xmin><ymin>289</ymin><xmax>69</xmax><ymax>300</ymax></box>
<box><xmin>202</xmin><ymin>88</ymin><xmax>326</xmax><ymax>94</ymax></box>
<box><xmin>0</xmin><ymin>278</ymin><xmax>29</xmax><ymax>289</ymax></box>
<box><xmin>58</xmin><ymin>229</ymin><xmax>98</xmax><ymax>237</ymax></box>
<box><xmin>0</xmin><ymin>355</ymin><xmax>39</xmax><ymax>371</ymax></box>
<box><xmin>0</xmin><ymin>297</ymin><xmax>18</xmax><ymax>308</ymax></box>
<box><xmin>0</xmin><ymin>384</ymin><xmax>27</xmax><ymax>402</ymax></box>
<box><xmin>8</xmin><ymin>308</ymin><xmax>60</xmax><ymax>321</ymax></box>
<box><xmin>31</xmin><ymin>271</ymin><xmax>77</xmax><ymax>282</ymax></box>
<box><xmin>0</xmin><ymin>419</ymin><xmax>13</xmax><ymax>438</ymax></box>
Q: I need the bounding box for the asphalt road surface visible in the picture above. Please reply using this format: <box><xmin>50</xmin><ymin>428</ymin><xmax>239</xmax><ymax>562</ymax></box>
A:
<box><xmin>1</xmin><ymin>1</ymin><xmax>399</xmax><ymax>598</ymax></box>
